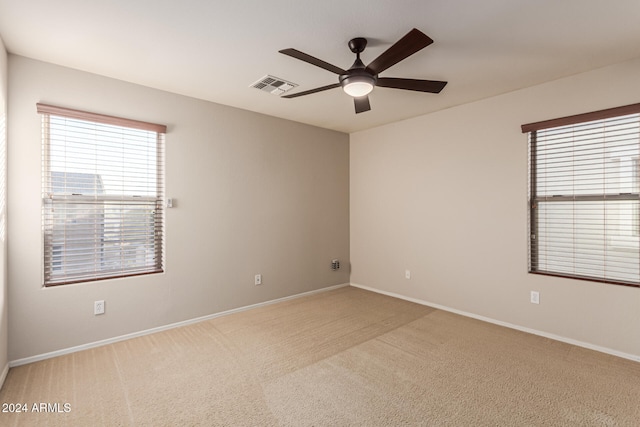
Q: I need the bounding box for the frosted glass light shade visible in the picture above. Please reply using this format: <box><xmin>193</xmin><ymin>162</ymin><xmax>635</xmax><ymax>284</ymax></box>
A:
<box><xmin>343</xmin><ymin>81</ymin><xmax>374</xmax><ymax>97</ymax></box>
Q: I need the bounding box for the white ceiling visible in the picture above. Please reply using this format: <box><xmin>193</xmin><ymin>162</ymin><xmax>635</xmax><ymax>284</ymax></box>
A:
<box><xmin>1</xmin><ymin>0</ymin><xmax>640</xmax><ymax>133</ymax></box>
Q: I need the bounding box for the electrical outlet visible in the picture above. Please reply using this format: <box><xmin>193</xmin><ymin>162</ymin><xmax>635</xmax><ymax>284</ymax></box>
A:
<box><xmin>530</xmin><ymin>291</ymin><xmax>540</xmax><ymax>305</ymax></box>
<box><xmin>94</xmin><ymin>300</ymin><xmax>105</xmax><ymax>315</ymax></box>
<box><xmin>405</xmin><ymin>270</ymin><xmax>411</xmax><ymax>279</ymax></box>
<box><xmin>255</xmin><ymin>274</ymin><xmax>262</xmax><ymax>286</ymax></box>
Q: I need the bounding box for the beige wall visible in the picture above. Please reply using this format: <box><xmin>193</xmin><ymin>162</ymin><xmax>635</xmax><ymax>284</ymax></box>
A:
<box><xmin>351</xmin><ymin>57</ymin><xmax>640</xmax><ymax>359</ymax></box>
<box><xmin>0</xmin><ymin>37</ymin><xmax>7</xmax><ymax>380</ymax></box>
<box><xmin>7</xmin><ymin>55</ymin><xmax>350</xmax><ymax>361</ymax></box>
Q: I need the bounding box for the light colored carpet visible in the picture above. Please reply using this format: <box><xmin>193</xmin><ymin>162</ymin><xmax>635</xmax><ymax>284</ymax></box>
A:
<box><xmin>1</xmin><ymin>286</ymin><xmax>639</xmax><ymax>426</ymax></box>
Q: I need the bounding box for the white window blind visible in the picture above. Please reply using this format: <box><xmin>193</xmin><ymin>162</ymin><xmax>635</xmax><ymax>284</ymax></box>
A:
<box><xmin>38</xmin><ymin>104</ymin><xmax>166</xmax><ymax>286</ymax></box>
<box><xmin>522</xmin><ymin>103</ymin><xmax>640</xmax><ymax>287</ymax></box>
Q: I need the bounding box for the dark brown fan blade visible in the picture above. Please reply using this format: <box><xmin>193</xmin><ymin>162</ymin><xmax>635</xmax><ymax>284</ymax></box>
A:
<box><xmin>281</xmin><ymin>83</ymin><xmax>341</xmax><ymax>98</ymax></box>
<box><xmin>279</xmin><ymin>48</ymin><xmax>347</xmax><ymax>75</ymax></box>
<box><xmin>365</xmin><ymin>28</ymin><xmax>433</xmax><ymax>75</ymax></box>
<box><xmin>354</xmin><ymin>96</ymin><xmax>371</xmax><ymax>114</ymax></box>
<box><xmin>377</xmin><ymin>78</ymin><xmax>447</xmax><ymax>93</ymax></box>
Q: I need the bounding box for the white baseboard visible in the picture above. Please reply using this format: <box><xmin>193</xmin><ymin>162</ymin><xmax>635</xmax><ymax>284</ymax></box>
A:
<box><xmin>350</xmin><ymin>283</ymin><xmax>640</xmax><ymax>363</ymax></box>
<box><xmin>10</xmin><ymin>283</ymin><xmax>350</xmax><ymax>367</ymax></box>
<box><xmin>0</xmin><ymin>362</ymin><xmax>8</xmax><ymax>389</ymax></box>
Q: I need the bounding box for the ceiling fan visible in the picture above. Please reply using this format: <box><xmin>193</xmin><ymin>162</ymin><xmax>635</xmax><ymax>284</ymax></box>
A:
<box><xmin>279</xmin><ymin>28</ymin><xmax>447</xmax><ymax>114</ymax></box>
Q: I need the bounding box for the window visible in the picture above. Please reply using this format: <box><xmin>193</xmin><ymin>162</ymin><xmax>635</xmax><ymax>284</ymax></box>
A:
<box><xmin>522</xmin><ymin>103</ymin><xmax>640</xmax><ymax>287</ymax></box>
<box><xmin>38</xmin><ymin>104</ymin><xmax>166</xmax><ymax>286</ymax></box>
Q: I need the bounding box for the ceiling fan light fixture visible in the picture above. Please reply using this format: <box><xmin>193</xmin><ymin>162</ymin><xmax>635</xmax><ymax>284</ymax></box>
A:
<box><xmin>343</xmin><ymin>81</ymin><xmax>374</xmax><ymax>97</ymax></box>
<box><xmin>279</xmin><ymin>29</ymin><xmax>447</xmax><ymax>113</ymax></box>
<box><xmin>341</xmin><ymin>75</ymin><xmax>375</xmax><ymax>97</ymax></box>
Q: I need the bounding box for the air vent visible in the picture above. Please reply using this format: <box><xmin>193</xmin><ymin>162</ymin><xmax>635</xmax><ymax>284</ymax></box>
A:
<box><xmin>250</xmin><ymin>75</ymin><xmax>298</xmax><ymax>96</ymax></box>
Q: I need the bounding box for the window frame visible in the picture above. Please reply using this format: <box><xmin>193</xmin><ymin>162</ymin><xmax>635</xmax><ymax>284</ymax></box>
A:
<box><xmin>522</xmin><ymin>102</ymin><xmax>640</xmax><ymax>288</ymax></box>
<box><xmin>38</xmin><ymin>103</ymin><xmax>167</xmax><ymax>286</ymax></box>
